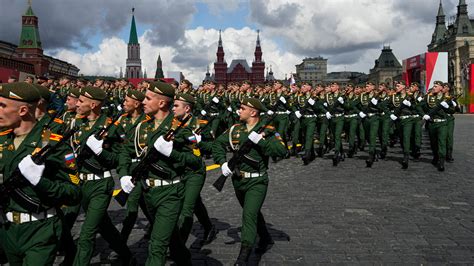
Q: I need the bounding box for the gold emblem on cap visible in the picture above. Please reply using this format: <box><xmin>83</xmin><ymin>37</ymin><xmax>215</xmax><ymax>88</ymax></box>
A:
<box><xmin>84</xmin><ymin>92</ymin><xmax>93</xmax><ymax>98</ymax></box>
<box><xmin>154</xmin><ymin>87</ymin><xmax>163</xmax><ymax>94</ymax></box>
<box><xmin>9</xmin><ymin>91</ymin><xmax>22</xmax><ymax>100</ymax></box>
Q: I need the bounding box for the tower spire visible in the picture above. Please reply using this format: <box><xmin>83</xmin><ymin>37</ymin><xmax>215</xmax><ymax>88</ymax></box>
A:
<box><xmin>128</xmin><ymin>7</ymin><xmax>138</xmax><ymax>45</ymax></box>
<box><xmin>256</xmin><ymin>29</ymin><xmax>261</xmax><ymax>47</ymax></box>
<box><xmin>218</xmin><ymin>29</ymin><xmax>222</xmax><ymax>47</ymax></box>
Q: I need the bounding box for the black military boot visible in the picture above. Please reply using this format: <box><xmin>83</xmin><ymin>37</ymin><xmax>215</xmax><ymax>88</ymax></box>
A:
<box><xmin>332</xmin><ymin>152</ymin><xmax>340</xmax><ymax>166</ymax></box>
<box><xmin>431</xmin><ymin>156</ymin><xmax>439</xmax><ymax>167</ymax></box>
<box><xmin>289</xmin><ymin>145</ymin><xmax>296</xmax><ymax>156</ymax></box>
<box><xmin>380</xmin><ymin>146</ymin><xmax>387</xmax><ymax>160</ymax></box>
<box><xmin>317</xmin><ymin>147</ymin><xmax>323</xmax><ymax>157</ymax></box>
<box><xmin>366</xmin><ymin>153</ymin><xmax>374</xmax><ymax>168</ymax></box>
<box><xmin>302</xmin><ymin>150</ymin><xmax>311</xmax><ymax>165</ymax></box>
<box><xmin>413</xmin><ymin>146</ymin><xmax>421</xmax><ymax>161</ymax></box>
<box><xmin>348</xmin><ymin>146</ymin><xmax>354</xmax><ymax>158</ymax></box>
<box><xmin>401</xmin><ymin>153</ymin><xmax>409</xmax><ymax>169</ymax></box>
<box><xmin>234</xmin><ymin>245</ymin><xmax>252</xmax><ymax>266</ymax></box>
<box><xmin>446</xmin><ymin>149</ymin><xmax>454</xmax><ymax>163</ymax></box>
<box><xmin>310</xmin><ymin>148</ymin><xmax>316</xmax><ymax>161</ymax></box>
<box><xmin>255</xmin><ymin>234</ymin><xmax>274</xmax><ymax>254</ymax></box>
<box><xmin>437</xmin><ymin>158</ymin><xmax>445</xmax><ymax>172</ymax></box>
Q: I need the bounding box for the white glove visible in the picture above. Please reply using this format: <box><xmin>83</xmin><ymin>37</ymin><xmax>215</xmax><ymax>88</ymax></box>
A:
<box><xmin>323</xmin><ymin>102</ymin><xmax>328</xmax><ymax>107</ymax></box>
<box><xmin>18</xmin><ymin>155</ymin><xmax>44</xmax><ymax>186</ymax></box>
<box><xmin>325</xmin><ymin>112</ymin><xmax>332</xmax><ymax>119</ymax></box>
<box><xmin>359</xmin><ymin>112</ymin><xmax>367</xmax><ymax>118</ymax></box>
<box><xmin>153</xmin><ymin>136</ymin><xmax>173</xmax><ymax>157</ymax></box>
<box><xmin>402</xmin><ymin>99</ymin><xmax>411</xmax><ymax>107</ymax></box>
<box><xmin>212</xmin><ymin>97</ymin><xmax>219</xmax><ymax>103</ymax></box>
<box><xmin>194</xmin><ymin>133</ymin><xmax>202</xmax><ymax>143</ymax></box>
<box><xmin>337</xmin><ymin>97</ymin><xmax>344</xmax><ymax>104</ymax></box>
<box><xmin>201</xmin><ymin>110</ymin><xmax>207</xmax><ymax>116</ymax></box>
<box><xmin>86</xmin><ymin>135</ymin><xmax>103</xmax><ymax>155</ymax></box>
<box><xmin>227</xmin><ymin>106</ymin><xmax>232</xmax><ymax>112</ymax></box>
<box><xmin>308</xmin><ymin>98</ymin><xmax>315</xmax><ymax>106</ymax></box>
<box><xmin>295</xmin><ymin>111</ymin><xmax>302</xmax><ymax>119</ymax></box>
<box><xmin>120</xmin><ymin>176</ymin><xmax>135</xmax><ymax>194</ymax></box>
<box><xmin>452</xmin><ymin>100</ymin><xmax>457</xmax><ymax>107</ymax></box>
<box><xmin>221</xmin><ymin>162</ymin><xmax>232</xmax><ymax>177</ymax></box>
<box><xmin>285</xmin><ymin>110</ymin><xmax>291</xmax><ymax>114</ymax></box>
<box><xmin>267</xmin><ymin>110</ymin><xmax>274</xmax><ymax>116</ymax></box>
<box><xmin>248</xmin><ymin>131</ymin><xmax>263</xmax><ymax>144</ymax></box>
<box><xmin>279</xmin><ymin>96</ymin><xmax>286</xmax><ymax>104</ymax></box>
<box><xmin>236</xmin><ymin>110</ymin><xmax>241</xmax><ymax>116</ymax></box>
<box><xmin>440</xmin><ymin>101</ymin><xmax>449</xmax><ymax>109</ymax></box>
<box><xmin>371</xmin><ymin>98</ymin><xmax>378</xmax><ymax>105</ymax></box>
<box><xmin>423</xmin><ymin>114</ymin><xmax>431</xmax><ymax>121</ymax></box>
<box><xmin>390</xmin><ymin>114</ymin><xmax>398</xmax><ymax>121</ymax></box>
<box><xmin>417</xmin><ymin>96</ymin><xmax>423</xmax><ymax>102</ymax></box>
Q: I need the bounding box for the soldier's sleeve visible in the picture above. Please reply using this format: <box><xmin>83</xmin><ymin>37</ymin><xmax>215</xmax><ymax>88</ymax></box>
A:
<box><xmin>116</xmin><ymin>137</ymin><xmax>132</xmax><ymax>177</ymax></box>
<box><xmin>257</xmin><ymin>126</ymin><xmax>287</xmax><ymax>157</ymax></box>
<box><xmin>212</xmin><ymin>128</ymin><xmax>230</xmax><ymax>165</ymax></box>
<box><xmin>34</xmin><ymin>136</ymin><xmax>81</xmax><ymax>206</ymax></box>
<box><xmin>168</xmin><ymin>128</ymin><xmax>202</xmax><ymax>170</ymax></box>
<box><xmin>96</xmin><ymin>123</ymin><xmax>124</xmax><ymax>169</ymax></box>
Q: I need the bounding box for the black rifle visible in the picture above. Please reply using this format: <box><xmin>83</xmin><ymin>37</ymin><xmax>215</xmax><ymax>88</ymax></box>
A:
<box><xmin>75</xmin><ymin>110</ymin><xmax>124</xmax><ymax>174</ymax></box>
<box><xmin>115</xmin><ymin>114</ymin><xmax>192</xmax><ymax>206</ymax></box>
<box><xmin>212</xmin><ymin>112</ymin><xmax>277</xmax><ymax>192</ymax></box>
<box><xmin>0</xmin><ymin>126</ymin><xmax>78</xmax><ymax>223</ymax></box>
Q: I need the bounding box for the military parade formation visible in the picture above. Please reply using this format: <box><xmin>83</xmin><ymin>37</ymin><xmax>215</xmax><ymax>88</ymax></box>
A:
<box><xmin>0</xmin><ymin>74</ymin><xmax>460</xmax><ymax>265</ymax></box>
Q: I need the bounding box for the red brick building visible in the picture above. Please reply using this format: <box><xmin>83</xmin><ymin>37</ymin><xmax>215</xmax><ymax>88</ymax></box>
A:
<box><xmin>0</xmin><ymin>2</ymin><xmax>79</xmax><ymax>82</ymax></box>
<box><xmin>212</xmin><ymin>30</ymin><xmax>265</xmax><ymax>84</ymax></box>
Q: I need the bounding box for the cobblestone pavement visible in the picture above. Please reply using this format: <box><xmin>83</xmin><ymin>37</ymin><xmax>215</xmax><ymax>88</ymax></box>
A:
<box><xmin>57</xmin><ymin>114</ymin><xmax>474</xmax><ymax>265</ymax></box>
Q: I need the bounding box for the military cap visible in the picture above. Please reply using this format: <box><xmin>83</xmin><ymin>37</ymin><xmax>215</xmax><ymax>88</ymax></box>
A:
<box><xmin>8</xmin><ymin>75</ymin><xmax>18</xmax><ymax>80</ymax></box>
<box><xmin>32</xmin><ymin>84</ymin><xmax>51</xmax><ymax>101</ymax></box>
<box><xmin>433</xmin><ymin>80</ymin><xmax>443</xmax><ymax>86</ymax></box>
<box><xmin>126</xmin><ymin>89</ymin><xmax>145</xmax><ymax>102</ymax></box>
<box><xmin>68</xmin><ymin>87</ymin><xmax>81</xmax><ymax>98</ymax></box>
<box><xmin>37</xmin><ymin>76</ymin><xmax>48</xmax><ymax>81</ymax></box>
<box><xmin>81</xmin><ymin>86</ymin><xmax>107</xmax><ymax>101</ymax></box>
<box><xmin>175</xmin><ymin>93</ymin><xmax>196</xmax><ymax>105</ymax></box>
<box><xmin>241</xmin><ymin>97</ymin><xmax>267</xmax><ymax>112</ymax></box>
<box><xmin>443</xmin><ymin>82</ymin><xmax>450</xmax><ymax>88</ymax></box>
<box><xmin>379</xmin><ymin>82</ymin><xmax>387</xmax><ymax>87</ymax></box>
<box><xmin>346</xmin><ymin>83</ymin><xmax>354</xmax><ymax>88</ymax></box>
<box><xmin>60</xmin><ymin>76</ymin><xmax>70</xmax><ymax>80</ymax></box>
<box><xmin>148</xmin><ymin>81</ymin><xmax>175</xmax><ymax>98</ymax></box>
<box><xmin>242</xmin><ymin>80</ymin><xmax>252</xmax><ymax>85</ymax></box>
<box><xmin>366</xmin><ymin>81</ymin><xmax>375</xmax><ymax>86</ymax></box>
<box><xmin>301</xmin><ymin>81</ymin><xmax>311</xmax><ymax>86</ymax></box>
<box><xmin>394</xmin><ymin>80</ymin><xmax>406</xmax><ymax>86</ymax></box>
<box><xmin>330</xmin><ymin>81</ymin><xmax>339</xmax><ymax>85</ymax></box>
<box><xmin>0</xmin><ymin>82</ymin><xmax>40</xmax><ymax>103</ymax></box>
<box><xmin>410</xmin><ymin>82</ymin><xmax>420</xmax><ymax>87</ymax></box>
<box><xmin>181</xmin><ymin>79</ymin><xmax>193</xmax><ymax>87</ymax></box>
<box><xmin>274</xmin><ymin>80</ymin><xmax>283</xmax><ymax>85</ymax></box>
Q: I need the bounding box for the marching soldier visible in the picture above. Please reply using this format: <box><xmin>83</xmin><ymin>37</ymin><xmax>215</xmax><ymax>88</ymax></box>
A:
<box><xmin>118</xmin><ymin>81</ymin><xmax>199</xmax><ymax>265</ymax></box>
<box><xmin>421</xmin><ymin>81</ymin><xmax>450</xmax><ymax>171</ymax></box>
<box><xmin>212</xmin><ymin>98</ymin><xmax>287</xmax><ymax>264</ymax></box>
<box><xmin>0</xmin><ymin>82</ymin><xmax>81</xmax><ymax>264</ymax></box>
<box><xmin>116</xmin><ymin>90</ymin><xmax>154</xmax><ymax>243</ymax></box>
<box><xmin>389</xmin><ymin>81</ymin><xmax>415</xmax><ymax>169</ymax></box>
<box><xmin>443</xmin><ymin>83</ymin><xmax>458</xmax><ymax>163</ymax></box>
<box><xmin>327</xmin><ymin>82</ymin><xmax>345</xmax><ymax>166</ymax></box>
<box><xmin>72</xmin><ymin>86</ymin><xmax>133</xmax><ymax>265</ymax></box>
<box><xmin>343</xmin><ymin>84</ymin><xmax>361</xmax><ymax>158</ymax></box>
<box><xmin>172</xmin><ymin>93</ymin><xmax>217</xmax><ymax>245</ymax></box>
<box><xmin>410</xmin><ymin>82</ymin><xmax>424</xmax><ymax>160</ymax></box>
<box><xmin>358</xmin><ymin>82</ymin><xmax>381</xmax><ymax>167</ymax></box>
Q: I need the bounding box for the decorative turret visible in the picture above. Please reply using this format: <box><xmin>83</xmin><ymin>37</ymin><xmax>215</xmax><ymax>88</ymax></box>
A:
<box><xmin>125</xmin><ymin>8</ymin><xmax>142</xmax><ymax>79</ymax></box>
<box><xmin>455</xmin><ymin>0</ymin><xmax>474</xmax><ymax>36</ymax></box>
<box><xmin>251</xmin><ymin>30</ymin><xmax>265</xmax><ymax>83</ymax></box>
<box><xmin>214</xmin><ymin>29</ymin><xmax>227</xmax><ymax>84</ymax></box>
<box><xmin>155</xmin><ymin>54</ymin><xmax>164</xmax><ymax>79</ymax></box>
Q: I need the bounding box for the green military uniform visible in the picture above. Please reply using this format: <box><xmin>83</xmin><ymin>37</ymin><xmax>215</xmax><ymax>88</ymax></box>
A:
<box><xmin>316</xmin><ymin>92</ymin><xmax>330</xmax><ymax>157</ymax></box>
<box><xmin>267</xmin><ymin>91</ymin><xmax>290</xmax><ymax>158</ymax></box>
<box><xmin>377</xmin><ymin>90</ymin><xmax>391</xmax><ymax>159</ymax></box>
<box><xmin>411</xmin><ymin>89</ymin><xmax>424</xmax><ymax>159</ymax></box>
<box><xmin>444</xmin><ymin>92</ymin><xmax>458</xmax><ymax>162</ymax></box>
<box><xmin>390</xmin><ymin>89</ymin><xmax>415</xmax><ymax>168</ymax></box>
<box><xmin>72</xmin><ymin>86</ymin><xmax>132</xmax><ymax>265</ymax></box>
<box><xmin>421</xmin><ymin>83</ymin><xmax>450</xmax><ymax>171</ymax></box>
<box><xmin>174</xmin><ymin>94</ymin><xmax>216</xmax><ymax>244</ymax></box>
<box><xmin>358</xmin><ymin>87</ymin><xmax>381</xmax><ymax>167</ymax></box>
<box><xmin>0</xmin><ymin>82</ymin><xmax>81</xmax><ymax>265</ymax></box>
<box><xmin>118</xmin><ymin>83</ymin><xmax>199</xmax><ymax>265</ymax></box>
<box><xmin>212</xmin><ymin>98</ymin><xmax>287</xmax><ymax>263</ymax></box>
<box><xmin>343</xmin><ymin>91</ymin><xmax>361</xmax><ymax>157</ymax></box>
<box><xmin>327</xmin><ymin>90</ymin><xmax>346</xmax><ymax>165</ymax></box>
<box><xmin>293</xmin><ymin>91</ymin><xmax>318</xmax><ymax>164</ymax></box>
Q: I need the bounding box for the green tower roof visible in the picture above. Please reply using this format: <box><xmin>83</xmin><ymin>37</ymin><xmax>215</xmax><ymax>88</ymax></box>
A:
<box><xmin>18</xmin><ymin>2</ymin><xmax>42</xmax><ymax>49</ymax></box>
<box><xmin>128</xmin><ymin>10</ymin><xmax>139</xmax><ymax>45</ymax></box>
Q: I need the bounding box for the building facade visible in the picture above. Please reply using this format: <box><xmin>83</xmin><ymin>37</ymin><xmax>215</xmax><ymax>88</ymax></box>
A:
<box><xmin>212</xmin><ymin>30</ymin><xmax>265</xmax><ymax>84</ymax></box>
<box><xmin>0</xmin><ymin>2</ymin><xmax>79</xmax><ymax>82</ymax></box>
<box><xmin>295</xmin><ymin>56</ymin><xmax>328</xmax><ymax>83</ymax></box>
<box><xmin>125</xmin><ymin>8</ymin><xmax>142</xmax><ymax>79</ymax></box>
<box><xmin>428</xmin><ymin>0</ymin><xmax>474</xmax><ymax>96</ymax></box>
<box><xmin>368</xmin><ymin>45</ymin><xmax>402</xmax><ymax>85</ymax></box>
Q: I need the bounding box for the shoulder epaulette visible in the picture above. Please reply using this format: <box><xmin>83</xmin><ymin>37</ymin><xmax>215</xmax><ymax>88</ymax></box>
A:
<box><xmin>198</xmin><ymin>119</ymin><xmax>209</xmax><ymax>125</ymax></box>
<box><xmin>145</xmin><ymin>115</ymin><xmax>151</xmax><ymax>120</ymax></box>
<box><xmin>121</xmin><ymin>113</ymin><xmax>128</xmax><ymax>117</ymax></box>
<box><xmin>54</xmin><ymin>118</ymin><xmax>64</xmax><ymax>124</ymax></box>
<box><xmin>0</xmin><ymin>129</ymin><xmax>13</xmax><ymax>136</ymax></box>
<box><xmin>49</xmin><ymin>133</ymin><xmax>63</xmax><ymax>142</ymax></box>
